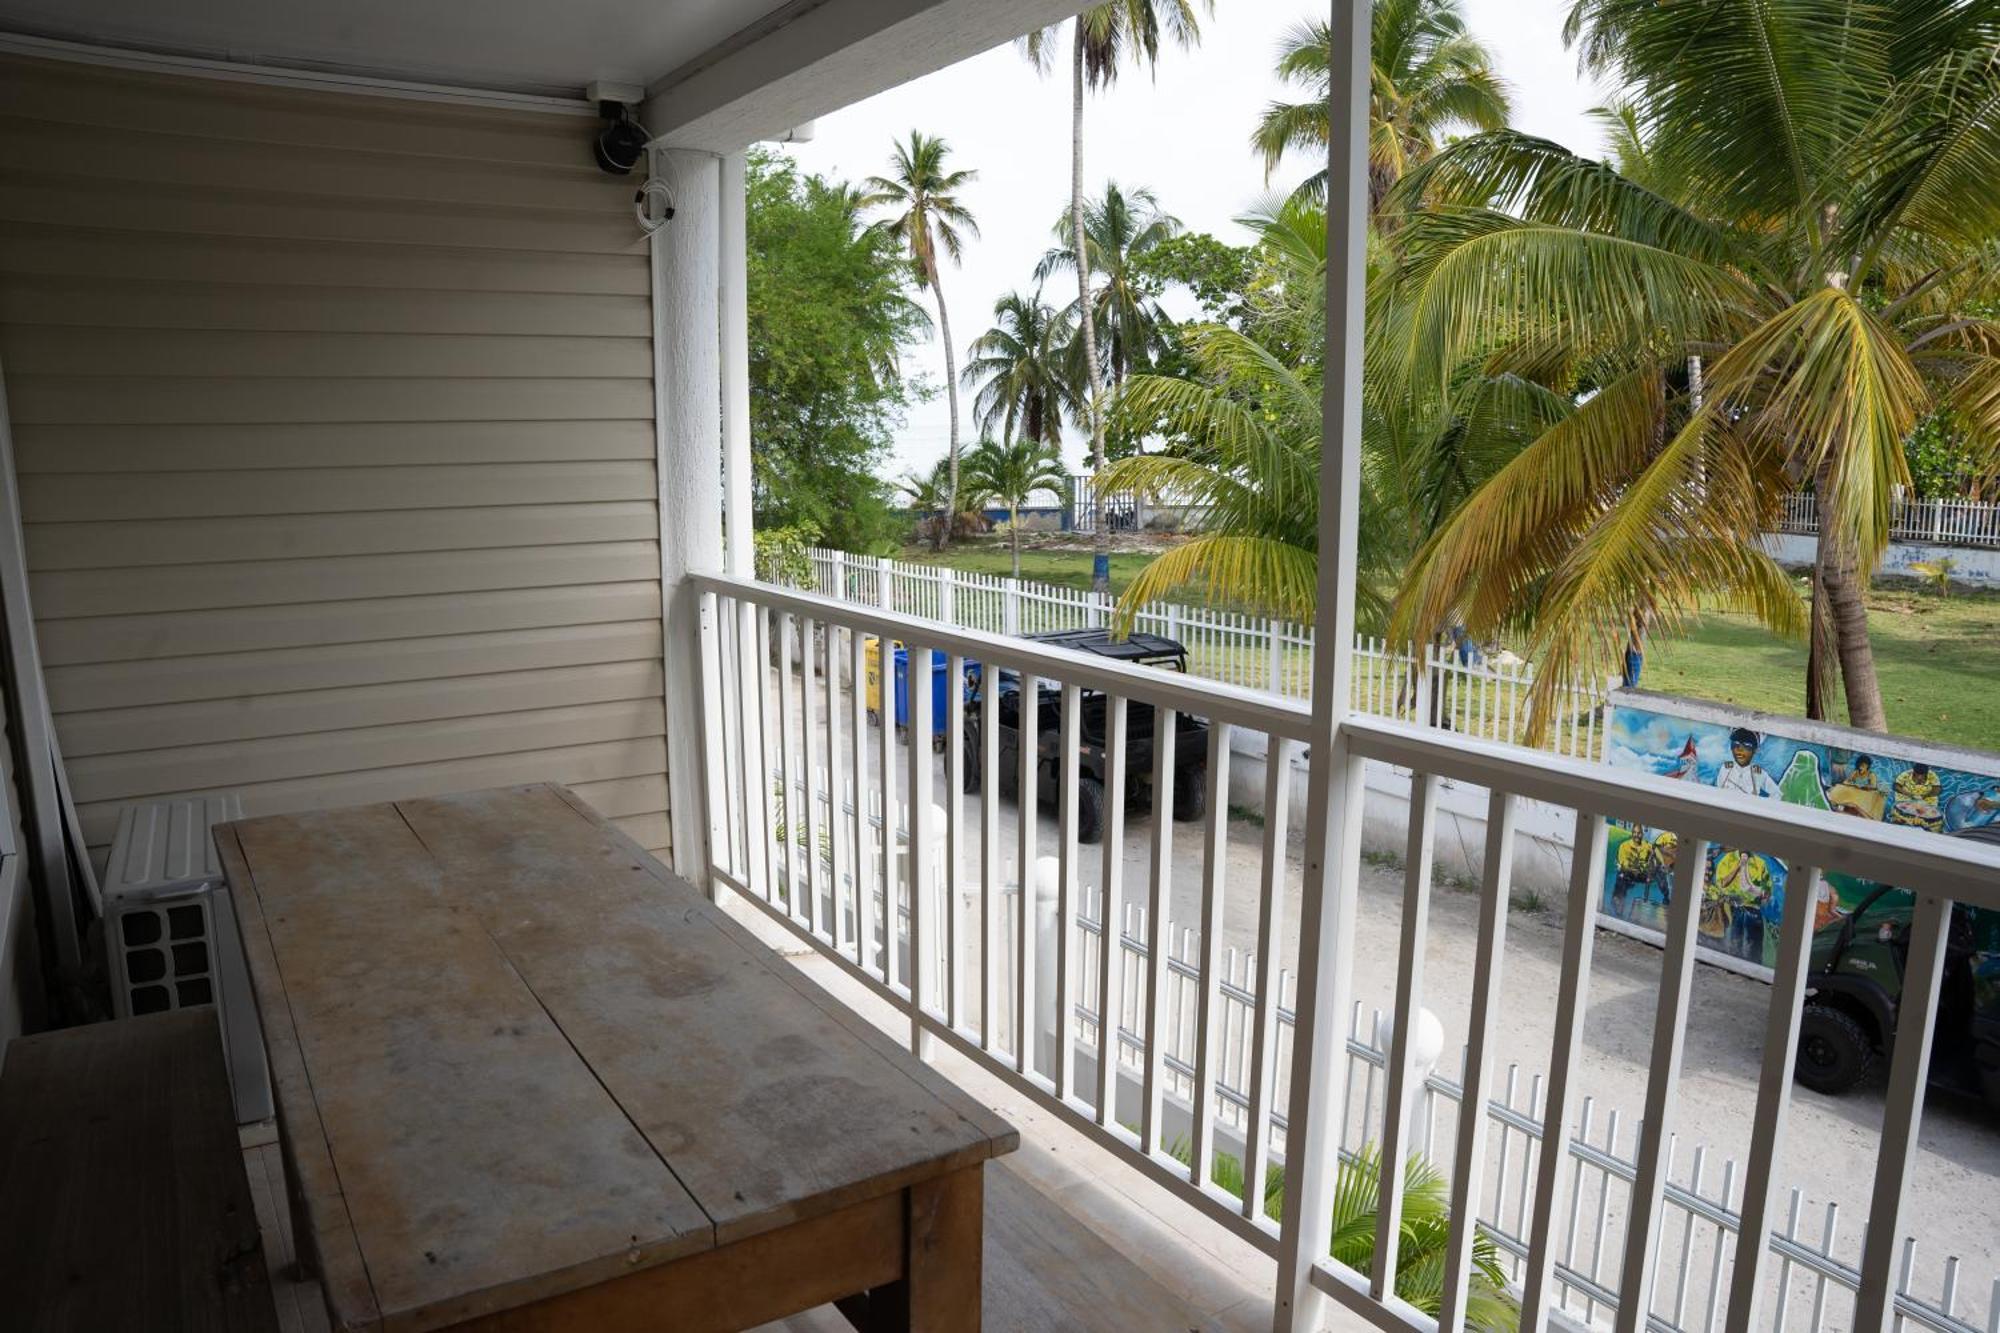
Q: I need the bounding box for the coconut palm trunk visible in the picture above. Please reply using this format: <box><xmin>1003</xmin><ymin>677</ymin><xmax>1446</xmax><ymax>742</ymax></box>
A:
<box><xmin>1011</xmin><ymin>499</ymin><xmax>1023</xmax><ymax>577</ymax></box>
<box><xmin>1812</xmin><ymin>462</ymin><xmax>1887</xmax><ymax>731</ymax></box>
<box><xmin>1071</xmin><ymin>24</ymin><xmax>1112</xmax><ymax>595</ymax></box>
<box><xmin>931</xmin><ymin>266</ymin><xmax>962</xmax><ymax>552</ymax></box>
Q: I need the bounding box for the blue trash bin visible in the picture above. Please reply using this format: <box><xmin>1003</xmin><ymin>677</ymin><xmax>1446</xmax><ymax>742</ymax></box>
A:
<box><xmin>891</xmin><ymin>647</ymin><xmax>953</xmax><ymax>735</ymax></box>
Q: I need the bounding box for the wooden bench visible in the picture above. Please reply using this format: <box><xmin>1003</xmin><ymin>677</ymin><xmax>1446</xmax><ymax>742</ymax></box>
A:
<box><xmin>0</xmin><ymin>1008</ymin><xmax>278</xmax><ymax>1332</ymax></box>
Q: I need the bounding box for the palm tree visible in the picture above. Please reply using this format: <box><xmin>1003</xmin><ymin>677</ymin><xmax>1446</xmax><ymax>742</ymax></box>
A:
<box><xmin>1383</xmin><ymin>1</ymin><xmax>2000</xmax><ymax>737</ymax></box>
<box><xmin>1025</xmin><ymin>0</ymin><xmax>1209</xmax><ymax>594</ymax></box>
<box><xmin>900</xmin><ymin>456</ymin><xmax>991</xmax><ymax>548</ymax></box>
<box><xmin>862</xmin><ymin>133</ymin><xmax>980</xmax><ymax>550</ymax></box>
<box><xmin>963</xmin><ymin>291</ymin><xmax>1073</xmax><ymax>448</ymax></box>
<box><xmin>1253</xmin><ymin>0</ymin><xmax>1510</xmax><ymax>211</ymax></box>
<box><xmin>1036</xmin><ymin>181</ymin><xmax>1183</xmax><ymax>398</ymax></box>
<box><xmin>966</xmin><ymin>438</ymin><xmax>1069</xmax><ymax>577</ymax></box>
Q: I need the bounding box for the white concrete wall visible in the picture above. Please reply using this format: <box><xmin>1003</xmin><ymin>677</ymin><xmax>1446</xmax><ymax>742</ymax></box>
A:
<box><xmin>1764</xmin><ymin>532</ymin><xmax>2000</xmax><ymax>585</ymax></box>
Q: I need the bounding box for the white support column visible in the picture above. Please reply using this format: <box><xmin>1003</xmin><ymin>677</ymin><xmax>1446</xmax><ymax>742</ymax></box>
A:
<box><xmin>720</xmin><ymin>152</ymin><xmax>753</xmax><ymax>581</ymax></box>
<box><xmin>654</xmin><ymin>145</ymin><xmax>725</xmax><ymax>884</ymax></box>
<box><xmin>1273</xmin><ymin>1</ymin><xmax>1371</xmax><ymax>1328</ymax></box>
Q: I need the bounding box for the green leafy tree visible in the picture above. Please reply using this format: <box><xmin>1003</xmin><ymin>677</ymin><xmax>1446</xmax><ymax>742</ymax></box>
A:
<box><xmin>1253</xmin><ymin>0</ymin><xmax>1510</xmax><ymax>211</ymax></box>
<box><xmin>1025</xmin><ymin>0</ymin><xmax>1211</xmax><ymax>594</ymax></box>
<box><xmin>862</xmin><ymin>133</ymin><xmax>980</xmax><ymax>549</ymax></box>
<box><xmin>901</xmin><ymin>456</ymin><xmax>992</xmax><ymax>547</ymax></box>
<box><xmin>966</xmin><ymin>438</ymin><xmax>1069</xmax><ymax>576</ymax></box>
<box><xmin>962</xmin><ymin>291</ymin><xmax>1074</xmax><ymax>448</ymax></box>
<box><xmin>1383</xmin><ymin>1</ymin><xmax>2000</xmax><ymax>736</ymax></box>
<box><xmin>746</xmin><ymin>151</ymin><xmax>930</xmax><ymax>553</ymax></box>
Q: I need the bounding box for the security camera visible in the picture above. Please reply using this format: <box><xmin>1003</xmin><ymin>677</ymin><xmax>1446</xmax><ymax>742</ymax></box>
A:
<box><xmin>593</xmin><ymin>100</ymin><xmax>648</xmax><ymax>176</ymax></box>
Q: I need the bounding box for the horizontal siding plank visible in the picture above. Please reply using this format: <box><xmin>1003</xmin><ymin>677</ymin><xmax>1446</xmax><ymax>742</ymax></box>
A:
<box><xmin>0</xmin><ymin>59</ymin><xmax>599</xmax><ymax>170</ymax></box>
<box><xmin>66</xmin><ymin>697</ymin><xmax>664</xmax><ymax>800</ymax></box>
<box><xmin>610</xmin><ymin>812</ymin><xmax>670</xmax><ymax>855</ymax></box>
<box><xmin>1</xmin><ymin>329</ymin><xmax>652</xmax><ymax>380</ymax></box>
<box><xmin>566</xmin><ymin>775</ymin><xmax>671</xmax><ymax>822</ymax></box>
<box><xmin>0</xmin><ymin>276</ymin><xmax>650</xmax><ymax>335</ymax></box>
<box><xmin>38</xmin><ymin>583</ymin><xmax>662</xmax><ymax>665</ymax></box>
<box><xmin>56</xmin><ymin>660</ymin><xmax>664</xmax><ymax>757</ymax></box>
<box><xmin>25</xmin><ymin>501</ymin><xmax>659</xmax><ymax>569</ymax></box>
<box><xmin>7</xmin><ymin>376</ymin><xmax>653</xmax><ymax>426</ymax></box>
<box><xmin>0</xmin><ymin>119</ymin><xmax>635</xmax><ymax>216</ymax></box>
<box><xmin>45</xmin><ymin>621</ymin><xmax>664</xmax><ymax>713</ymax></box>
<box><xmin>0</xmin><ymin>179</ymin><xmax>644</xmax><ymax>255</ymax></box>
<box><xmin>12</xmin><ymin>421</ymin><xmax>655</xmax><ymax>473</ymax></box>
<box><xmin>0</xmin><ymin>225</ymin><xmax>649</xmax><ymax>295</ymax></box>
<box><xmin>32</xmin><ymin>542</ymin><xmax>659</xmax><ymax>618</ymax></box>
<box><xmin>75</xmin><ymin>736</ymin><xmax>669</xmax><ymax>849</ymax></box>
<box><xmin>23</xmin><ymin>461</ymin><xmax>655</xmax><ymax>521</ymax></box>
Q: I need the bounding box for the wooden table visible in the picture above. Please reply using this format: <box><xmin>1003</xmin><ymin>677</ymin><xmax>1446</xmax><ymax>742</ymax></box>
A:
<box><xmin>218</xmin><ymin>784</ymin><xmax>1016</xmax><ymax>1332</ymax></box>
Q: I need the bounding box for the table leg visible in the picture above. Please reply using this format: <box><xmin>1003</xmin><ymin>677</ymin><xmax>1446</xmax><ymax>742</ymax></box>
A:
<box><xmin>840</xmin><ymin>1165</ymin><xmax>985</xmax><ymax>1332</ymax></box>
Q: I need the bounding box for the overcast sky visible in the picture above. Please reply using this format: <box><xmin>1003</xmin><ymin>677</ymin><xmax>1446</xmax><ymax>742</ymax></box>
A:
<box><xmin>780</xmin><ymin>1</ymin><xmax>1613</xmax><ymax>479</ymax></box>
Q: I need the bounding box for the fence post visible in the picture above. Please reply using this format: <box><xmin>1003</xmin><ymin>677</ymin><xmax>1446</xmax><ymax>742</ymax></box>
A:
<box><xmin>829</xmin><ymin>550</ymin><xmax>845</xmax><ymax>601</ymax></box>
<box><xmin>877</xmin><ymin>557</ymin><xmax>892</xmax><ymax>613</ymax></box>
<box><xmin>1933</xmin><ymin>500</ymin><xmax>1945</xmax><ymax>543</ymax></box>
<box><xmin>939</xmin><ymin>565</ymin><xmax>956</xmax><ymax>627</ymax></box>
<box><xmin>1166</xmin><ymin>601</ymin><xmax>1181</xmax><ymax>645</ymax></box>
<box><xmin>1003</xmin><ymin>577</ymin><xmax>1020</xmax><ymax>637</ymax></box>
<box><xmin>1414</xmin><ymin>643</ymin><xmax>1433</xmax><ymax>728</ymax></box>
<box><xmin>1267</xmin><ymin>618</ymin><xmax>1284</xmax><ymax>695</ymax></box>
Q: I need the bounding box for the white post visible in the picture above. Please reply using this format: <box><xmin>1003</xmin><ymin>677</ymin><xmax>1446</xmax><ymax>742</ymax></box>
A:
<box><xmin>877</xmin><ymin>558</ymin><xmax>893</xmax><ymax>612</ymax></box>
<box><xmin>1268</xmin><ymin>617</ymin><xmax>1285</xmax><ymax>695</ymax></box>
<box><xmin>1273</xmin><ymin>1</ymin><xmax>1370</xmax><ymax>1327</ymax></box>
<box><xmin>939</xmin><ymin>565</ymin><xmax>957</xmax><ymax>627</ymax></box>
<box><xmin>829</xmin><ymin>549</ymin><xmax>845</xmax><ymax>602</ymax></box>
<box><xmin>1003</xmin><ymin>577</ymin><xmax>1020</xmax><ymax>637</ymax></box>
<box><xmin>653</xmin><ymin>145</ymin><xmax>725</xmax><ymax>884</ymax></box>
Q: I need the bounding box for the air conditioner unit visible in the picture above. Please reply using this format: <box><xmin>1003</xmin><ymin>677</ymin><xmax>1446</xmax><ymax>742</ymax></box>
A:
<box><xmin>103</xmin><ymin>795</ymin><xmax>272</xmax><ymax>1125</ymax></box>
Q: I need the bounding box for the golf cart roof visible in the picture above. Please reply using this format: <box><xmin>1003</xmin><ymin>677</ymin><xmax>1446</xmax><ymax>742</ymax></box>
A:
<box><xmin>1024</xmin><ymin>628</ymin><xmax>1186</xmax><ymax>662</ymax></box>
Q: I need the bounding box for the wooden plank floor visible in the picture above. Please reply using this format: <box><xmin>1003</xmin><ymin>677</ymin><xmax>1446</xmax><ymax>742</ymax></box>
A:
<box><xmin>248</xmin><ymin>1125</ymin><xmax>1221</xmax><ymax>1333</ymax></box>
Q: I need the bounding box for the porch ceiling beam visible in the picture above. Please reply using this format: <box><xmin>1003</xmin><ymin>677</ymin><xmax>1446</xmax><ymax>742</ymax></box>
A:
<box><xmin>642</xmin><ymin>0</ymin><xmax>1089</xmax><ymax>151</ymax></box>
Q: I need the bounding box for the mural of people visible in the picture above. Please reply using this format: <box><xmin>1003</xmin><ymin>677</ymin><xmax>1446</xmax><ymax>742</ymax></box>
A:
<box><xmin>1603</xmin><ymin>697</ymin><xmax>2000</xmax><ymax>976</ymax></box>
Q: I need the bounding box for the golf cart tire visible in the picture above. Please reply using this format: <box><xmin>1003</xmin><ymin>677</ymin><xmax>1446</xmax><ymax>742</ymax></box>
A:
<box><xmin>1796</xmin><ymin>1002</ymin><xmax>1875</xmax><ymax>1095</ymax></box>
<box><xmin>1078</xmin><ymin>775</ymin><xmax>1106</xmax><ymax>844</ymax></box>
<box><xmin>961</xmin><ymin>741</ymin><xmax>982</xmax><ymax>794</ymax></box>
<box><xmin>1172</xmin><ymin>769</ymin><xmax>1207</xmax><ymax>823</ymax></box>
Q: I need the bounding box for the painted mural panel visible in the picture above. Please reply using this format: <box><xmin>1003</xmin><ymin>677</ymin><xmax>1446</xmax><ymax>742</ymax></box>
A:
<box><xmin>1600</xmin><ymin>692</ymin><xmax>2000</xmax><ymax>978</ymax></box>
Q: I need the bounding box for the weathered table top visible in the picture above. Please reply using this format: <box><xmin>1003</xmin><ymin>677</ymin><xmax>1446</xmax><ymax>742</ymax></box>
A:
<box><xmin>218</xmin><ymin>783</ymin><xmax>1016</xmax><ymax>1332</ymax></box>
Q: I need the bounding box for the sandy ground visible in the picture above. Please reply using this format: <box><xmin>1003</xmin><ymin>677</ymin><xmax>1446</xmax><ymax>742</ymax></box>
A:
<box><xmin>730</xmin><ymin>664</ymin><xmax>1998</xmax><ymax>1324</ymax></box>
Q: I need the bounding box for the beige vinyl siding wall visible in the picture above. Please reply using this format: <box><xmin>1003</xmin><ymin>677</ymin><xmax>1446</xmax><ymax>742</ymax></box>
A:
<box><xmin>0</xmin><ymin>56</ymin><xmax>671</xmax><ymax>863</ymax></box>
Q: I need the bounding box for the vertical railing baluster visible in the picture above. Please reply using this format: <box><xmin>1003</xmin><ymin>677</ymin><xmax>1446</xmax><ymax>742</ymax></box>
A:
<box><xmin>1054</xmin><ymin>683</ymin><xmax>1082</xmax><ymax>1102</ymax></box>
<box><xmin>1140</xmin><ymin>708</ymin><xmax>1177</xmax><ymax>1154</ymax></box>
<box><xmin>849</xmin><ymin>624</ymin><xmax>868</xmax><ymax>961</ymax></box>
<box><xmin>905</xmin><ymin>642</ymin><xmax>933</xmax><ymax>1054</ymax></box>
<box><xmin>825</xmin><ymin>623</ymin><xmax>846</xmax><ymax>949</ymax></box>
<box><xmin>1096</xmin><ymin>695</ymin><xmax>1129</xmax><ymax>1129</ymax></box>
<box><xmin>1016</xmin><ymin>672</ymin><xmax>1041</xmax><ymax>1078</ymax></box>
<box><xmin>875</xmin><ymin>634</ymin><xmax>897</xmax><ymax>982</ymax></box>
<box><xmin>1190</xmin><ymin>721</ymin><xmax>1234</xmax><ymax>1189</ymax></box>
<box><xmin>776</xmin><ymin>611</ymin><xmax>798</xmax><ymax>919</ymax></box>
<box><xmin>1613</xmin><ymin>836</ymin><xmax>1709</xmax><ymax>1333</ymax></box>
<box><xmin>1373</xmin><ymin>769</ymin><xmax>1438</xmax><ymax>1295</ymax></box>
<box><xmin>753</xmin><ymin>605</ymin><xmax>776</xmax><ymax>902</ymax></box>
<box><xmin>1524</xmin><ymin>811</ymin><xmax>1608</xmax><ymax>1327</ymax></box>
<box><xmin>1724</xmin><ymin>865</ymin><xmax>1822</xmax><ymax>1333</ymax></box>
<box><xmin>800</xmin><ymin>617</ymin><xmax>824</xmax><ymax>938</ymax></box>
<box><xmin>1439</xmin><ymin>791</ymin><xmax>1517</xmax><ymax>1331</ymax></box>
<box><xmin>1853</xmin><ymin>894</ymin><xmax>1953</xmax><ymax>1333</ymax></box>
<box><xmin>981</xmin><ymin>664</ymin><xmax>1001</xmax><ymax>1051</ymax></box>
<box><xmin>1243</xmin><ymin>739</ymin><xmax>1294</xmax><ymax>1222</ymax></box>
<box><xmin>945</xmin><ymin>652</ymin><xmax>965</xmax><ymax>1033</ymax></box>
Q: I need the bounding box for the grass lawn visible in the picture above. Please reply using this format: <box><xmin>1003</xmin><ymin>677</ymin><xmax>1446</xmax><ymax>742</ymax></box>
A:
<box><xmin>895</xmin><ymin>540</ymin><xmax>1162</xmax><ymax>596</ymax></box>
<box><xmin>1644</xmin><ymin>584</ymin><xmax>2000</xmax><ymax>755</ymax></box>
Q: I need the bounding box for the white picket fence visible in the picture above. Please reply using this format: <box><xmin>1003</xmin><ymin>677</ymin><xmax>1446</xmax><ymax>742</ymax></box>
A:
<box><xmin>806</xmin><ymin>546</ymin><xmax>1613</xmax><ymax>760</ymax></box>
<box><xmin>1777</xmin><ymin>493</ymin><xmax>2000</xmax><ymax>550</ymax></box>
<box><xmin>1065</xmin><ymin>890</ymin><xmax>1996</xmax><ymax>1333</ymax></box>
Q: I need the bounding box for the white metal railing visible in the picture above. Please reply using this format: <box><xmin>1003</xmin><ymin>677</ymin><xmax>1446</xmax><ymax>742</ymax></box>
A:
<box><xmin>1776</xmin><ymin>493</ymin><xmax>2000</xmax><ymax>550</ymax></box>
<box><xmin>693</xmin><ymin>572</ymin><xmax>2000</xmax><ymax>1333</ymax></box>
<box><xmin>806</xmin><ymin>546</ymin><xmax>1610</xmax><ymax>760</ymax></box>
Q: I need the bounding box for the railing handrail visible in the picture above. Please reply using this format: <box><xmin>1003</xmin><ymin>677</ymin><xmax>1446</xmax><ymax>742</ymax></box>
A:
<box><xmin>697</xmin><ymin>571</ymin><xmax>1314</xmax><ymax>742</ymax></box>
<box><xmin>1345</xmin><ymin>715</ymin><xmax>2000</xmax><ymax>906</ymax></box>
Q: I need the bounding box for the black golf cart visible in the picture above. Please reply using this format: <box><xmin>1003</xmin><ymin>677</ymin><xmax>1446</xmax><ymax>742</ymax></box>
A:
<box><xmin>1795</xmin><ymin>827</ymin><xmax>2000</xmax><ymax>1109</ymax></box>
<box><xmin>960</xmin><ymin>628</ymin><xmax>1210</xmax><ymax>844</ymax></box>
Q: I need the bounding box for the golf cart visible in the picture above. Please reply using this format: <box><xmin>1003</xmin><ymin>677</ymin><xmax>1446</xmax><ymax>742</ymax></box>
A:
<box><xmin>1795</xmin><ymin>830</ymin><xmax>2000</xmax><ymax>1109</ymax></box>
<box><xmin>961</xmin><ymin>628</ymin><xmax>1210</xmax><ymax>844</ymax></box>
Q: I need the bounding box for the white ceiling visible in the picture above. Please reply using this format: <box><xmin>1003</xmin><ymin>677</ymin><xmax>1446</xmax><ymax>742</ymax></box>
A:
<box><xmin>0</xmin><ymin>0</ymin><xmax>797</xmax><ymax>97</ymax></box>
